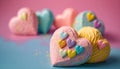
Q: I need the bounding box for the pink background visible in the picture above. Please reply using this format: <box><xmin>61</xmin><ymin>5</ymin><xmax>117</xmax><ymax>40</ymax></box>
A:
<box><xmin>0</xmin><ymin>0</ymin><xmax>120</xmax><ymax>47</ymax></box>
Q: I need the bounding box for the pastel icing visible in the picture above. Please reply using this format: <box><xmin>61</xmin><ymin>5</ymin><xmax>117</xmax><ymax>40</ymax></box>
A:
<box><xmin>58</xmin><ymin>40</ymin><xmax>66</xmax><ymax>49</ymax></box>
<box><xmin>78</xmin><ymin>27</ymin><xmax>110</xmax><ymax>63</ymax></box>
<box><xmin>59</xmin><ymin>49</ymin><xmax>67</xmax><ymax>58</ymax></box>
<box><xmin>66</xmin><ymin>38</ymin><xmax>76</xmax><ymax>48</ymax></box>
<box><xmin>60</xmin><ymin>32</ymin><xmax>69</xmax><ymax>40</ymax></box>
<box><xmin>36</xmin><ymin>9</ymin><xmax>54</xmax><ymax>34</ymax></box>
<box><xmin>9</xmin><ymin>8</ymin><xmax>38</xmax><ymax>35</ymax></box>
<box><xmin>50</xmin><ymin>26</ymin><xmax>92</xmax><ymax>66</ymax></box>
<box><xmin>54</xmin><ymin>8</ymin><xmax>78</xmax><ymax>28</ymax></box>
<box><xmin>20</xmin><ymin>12</ymin><xmax>27</xmax><ymax>20</ymax></box>
<box><xmin>67</xmin><ymin>49</ymin><xmax>76</xmax><ymax>58</ymax></box>
<box><xmin>73</xmin><ymin>11</ymin><xmax>105</xmax><ymax>35</ymax></box>
<box><xmin>97</xmin><ymin>39</ymin><xmax>108</xmax><ymax>50</ymax></box>
<box><xmin>75</xmin><ymin>45</ymin><xmax>85</xmax><ymax>55</ymax></box>
<box><xmin>86</xmin><ymin>12</ymin><xmax>96</xmax><ymax>22</ymax></box>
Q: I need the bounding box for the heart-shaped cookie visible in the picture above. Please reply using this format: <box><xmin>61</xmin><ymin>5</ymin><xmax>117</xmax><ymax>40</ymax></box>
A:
<box><xmin>9</xmin><ymin>8</ymin><xmax>38</xmax><ymax>35</ymax></box>
<box><xmin>54</xmin><ymin>8</ymin><xmax>78</xmax><ymax>29</ymax></box>
<box><xmin>50</xmin><ymin>26</ymin><xmax>92</xmax><ymax>66</ymax></box>
<box><xmin>36</xmin><ymin>9</ymin><xmax>54</xmax><ymax>34</ymax></box>
<box><xmin>78</xmin><ymin>27</ymin><xmax>110</xmax><ymax>63</ymax></box>
<box><xmin>73</xmin><ymin>11</ymin><xmax>105</xmax><ymax>35</ymax></box>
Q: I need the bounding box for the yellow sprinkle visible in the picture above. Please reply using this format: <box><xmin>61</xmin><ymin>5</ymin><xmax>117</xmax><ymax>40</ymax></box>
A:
<box><xmin>86</xmin><ymin>12</ymin><xmax>95</xmax><ymax>22</ymax></box>
<box><xmin>67</xmin><ymin>49</ymin><xmax>76</xmax><ymax>58</ymax></box>
<box><xmin>21</xmin><ymin>12</ymin><xmax>27</xmax><ymax>20</ymax></box>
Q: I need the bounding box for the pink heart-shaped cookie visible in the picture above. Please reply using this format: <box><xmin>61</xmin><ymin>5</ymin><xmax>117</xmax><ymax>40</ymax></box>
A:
<box><xmin>9</xmin><ymin>8</ymin><xmax>38</xmax><ymax>35</ymax></box>
<box><xmin>54</xmin><ymin>8</ymin><xmax>78</xmax><ymax>28</ymax></box>
<box><xmin>50</xmin><ymin>26</ymin><xmax>92</xmax><ymax>66</ymax></box>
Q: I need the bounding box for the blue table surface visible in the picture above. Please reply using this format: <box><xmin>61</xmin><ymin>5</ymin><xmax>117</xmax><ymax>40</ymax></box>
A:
<box><xmin>0</xmin><ymin>35</ymin><xmax>120</xmax><ymax>69</ymax></box>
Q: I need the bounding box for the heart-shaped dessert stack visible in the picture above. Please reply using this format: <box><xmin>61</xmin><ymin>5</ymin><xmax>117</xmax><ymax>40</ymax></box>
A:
<box><xmin>50</xmin><ymin>26</ymin><xmax>92</xmax><ymax>66</ymax></box>
<box><xmin>73</xmin><ymin>11</ymin><xmax>105</xmax><ymax>35</ymax></box>
<box><xmin>78</xmin><ymin>27</ymin><xmax>110</xmax><ymax>63</ymax></box>
<box><xmin>9</xmin><ymin>8</ymin><xmax>38</xmax><ymax>35</ymax></box>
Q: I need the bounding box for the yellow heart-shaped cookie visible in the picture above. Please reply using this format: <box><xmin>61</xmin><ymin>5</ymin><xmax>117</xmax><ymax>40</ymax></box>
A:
<box><xmin>58</xmin><ymin>40</ymin><xmax>66</xmax><ymax>48</ymax></box>
<box><xmin>67</xmin><ymin>49</ymin><xmax>76</xmax><ymax>58</ymax></box>
<box><xmin>87</xmin><ymin>12</ymin><xmax>95</xmax><ymax>22</ymax></box>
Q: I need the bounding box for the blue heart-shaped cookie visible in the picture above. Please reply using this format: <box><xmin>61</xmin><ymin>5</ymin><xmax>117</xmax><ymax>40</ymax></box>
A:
<box><xmin>36</xmin><ymin>9</ymin><xmax>54</xmax><ymax>34</ymax></box>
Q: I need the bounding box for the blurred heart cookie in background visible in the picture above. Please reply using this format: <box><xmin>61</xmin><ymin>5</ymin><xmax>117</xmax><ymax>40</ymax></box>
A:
<box><xmin>54</xmin><ymin>8</ymin><xmax>78</xmax><ymax>29</ymax></box>
<box><xmin>36</xmin><ymin>9</ymin><xmax>54</xmax><ymax>34</ymax></box>
<box><xmin>9</xmin><ymin>8</ymin><xmax>38</xmax><ymax>35</ymax></box>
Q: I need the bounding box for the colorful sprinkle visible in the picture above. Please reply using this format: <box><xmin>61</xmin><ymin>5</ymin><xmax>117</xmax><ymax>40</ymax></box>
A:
<box><xmin>20</xmin><ymin>12</ymin><xmax>27</xmax><ymax>20</ymax></box>
<box><xmin>75</xmin><ymin>45</ymin><xmax>85</xmax><ymax>55</ymax></box>
<box><xmin>58</xmin><ymin>40</ymin><xmax>66</xmax><ymax>48</ymax></box>
<box><xmin>86</xmin><ymin>12</ymin><xmax>95</xmax><ymax>22</ymax></box>
<box><xmin>67</xmin><ymin>39</ymin><xmax>76</xmax><ymax>48</ymax></box>
<box><xmin>97</xmin><ymin>40</ymin><xmax>106</xmax><ymax>50</ymax></box>
<box><xmin>60</xmin><ymin>32</ymin><xmax>69</xmax><ymax>40</ymax></box>
<box><xmin>94</xmin><ymin>20</ymin><xmax>101</xmax><ymax>28</ymax></box>
<box><xmin>59</xmin><ymin>49</ymin><xmax>67</xmax><ymax>58</ymax></box>
<box><xmin>67</xmin><ymin>49</ymin><xmax>76</xmax><ymax>58</ymax></box>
